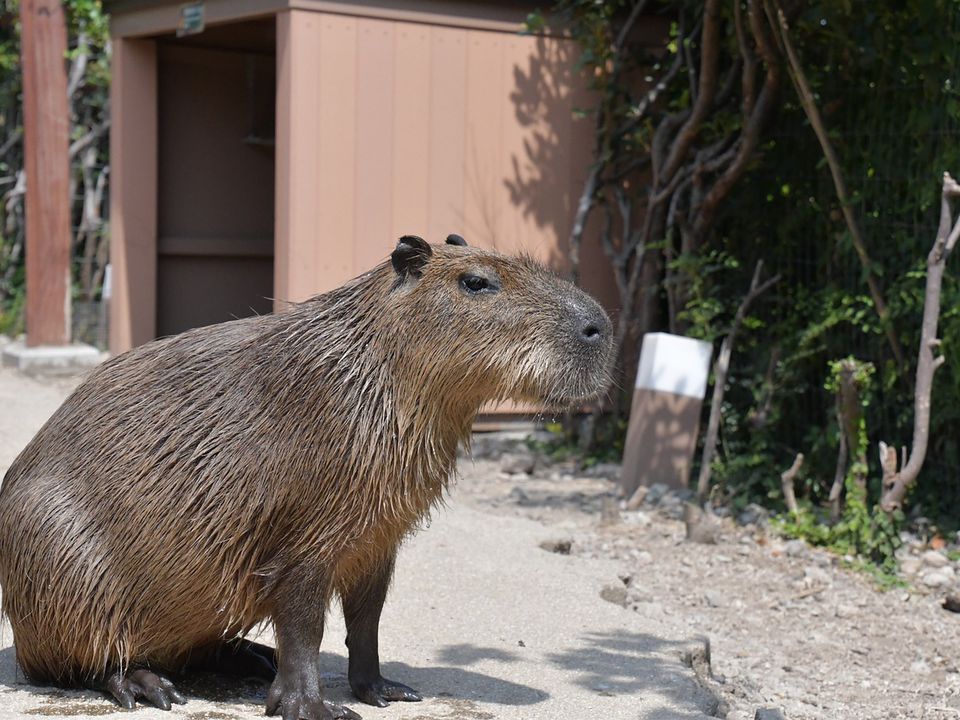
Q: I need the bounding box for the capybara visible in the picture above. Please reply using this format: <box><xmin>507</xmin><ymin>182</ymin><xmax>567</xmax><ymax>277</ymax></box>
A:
<box><xmin>0</xmin><ymin>235</ymin><xmax>614</xmax><ymax>719</ymax></box>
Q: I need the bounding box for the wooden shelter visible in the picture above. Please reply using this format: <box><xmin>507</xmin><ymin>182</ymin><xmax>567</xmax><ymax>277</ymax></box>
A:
<box><xmin>104</xmin><ymin>0</ymin><xmax>621</xmax><ymax>354</ymax></box>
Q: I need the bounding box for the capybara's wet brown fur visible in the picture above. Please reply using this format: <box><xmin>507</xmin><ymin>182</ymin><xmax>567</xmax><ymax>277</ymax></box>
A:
<box><xmin>0</xmin><ymin>236</ymin><xmax>613</xmax><ymax>718</ymax></box>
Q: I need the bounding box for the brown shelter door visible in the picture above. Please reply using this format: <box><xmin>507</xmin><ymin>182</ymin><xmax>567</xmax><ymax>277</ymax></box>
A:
<box><xmin>156</xmin><ymin>43</ymin><xmax>275</xmax><ymax>337</ymax></box>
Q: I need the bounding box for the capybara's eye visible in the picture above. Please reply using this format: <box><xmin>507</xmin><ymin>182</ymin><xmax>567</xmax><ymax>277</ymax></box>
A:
<box><xmin>459</xmin><ymin>274</ymin><xmax>497</xmax><ymax>295</ymax></box>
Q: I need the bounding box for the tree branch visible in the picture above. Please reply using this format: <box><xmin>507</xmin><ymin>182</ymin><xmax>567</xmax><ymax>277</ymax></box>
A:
<box><xmin>881</xmin><ymin>172</ymin><xmax>960</xmax><ymax>510</ymax></box>
<box><xmin>660</xmin><ymin>0</ymin><xmax>722</xmax><ymax>183</ymax></box>
<box><xmin>780</xmin><ymin>452</ymin><xmax>804</xmax><ymax>514</ymax></box>
<box><xmin>696</xmin><ymin>260</ymin><xmax>781</xmax><ymax>501</ymax></box>
<box><xmin>770</xmin><ymin>0</ymin><xmax>903</xmax><ymax>367</ymax></box>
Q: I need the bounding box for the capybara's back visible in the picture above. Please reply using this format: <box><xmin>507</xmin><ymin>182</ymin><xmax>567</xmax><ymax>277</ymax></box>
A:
<box><xmin>0</xmin><ymin>236</ymin><xmax>614</xmax><ymax>716</ymax></box>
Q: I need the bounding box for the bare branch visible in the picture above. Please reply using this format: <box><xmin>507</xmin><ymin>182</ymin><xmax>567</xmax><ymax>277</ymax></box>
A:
<box><xmin>780</xmin><ymin>452</ymin><xmax>804</xmax><ymax>514</ymax></box>
<box><xmin>69</xmin><ymin>118</ymin><xmax>110</xmax><ymax>161</ymax></box>
<box><xmin>771</xmin><ymin>0</ymin><xmax>903</xmax><ymax>367</ymax></box>
<box><xmin>0</xmin><ymin>129</ymin><xmax>22</xmax><ymax>164</ymax></box>
<box><xmin>696</xmin><ymin>261</ymin><xmax>780</xmax><ymax>502</ymax></box>
<box><xmin>67</xmin><ymin>31</ymin><xmax>89</xmax><ymax>100</ymax></box>
<box><xmin>660</xmin><ymin>0</ymin><xmax>722</xmax><ymax>183</ymax></box>
<box><xmin>828</xmin><ymin>402</ymin><xmax>848</xmax><ymax>523</ymax></box>
<box><xmin>881</xmin><ymin>173</ymin><xmax>958</xmax><ymax>511</ymax></box>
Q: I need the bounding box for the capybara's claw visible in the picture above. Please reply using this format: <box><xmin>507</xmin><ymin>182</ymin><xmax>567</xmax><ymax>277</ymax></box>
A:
<box><xmin>266</xmin><ymin>678</ymin><xmax>361</xmax><ymax>720</ymax></box>
<box><xmin>351</xmin><ymin>676</ymin><xmax>422</xmax><ymax>707</ymax></box>
<box><xmin>105</xmin><ymin>669</ymin><xmax>186</xmax><ymax>710</ymax></box>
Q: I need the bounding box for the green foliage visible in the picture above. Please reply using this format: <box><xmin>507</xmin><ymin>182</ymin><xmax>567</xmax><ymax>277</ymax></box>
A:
<box><xmin>682</xmin><ymin>0</ymin><xmax>960</xmax><ymax>528</ymax></box>
<box><xmin>778</xmin><ymin>358</ymin><xmax>903</xmax><ymax>578</ymax></box>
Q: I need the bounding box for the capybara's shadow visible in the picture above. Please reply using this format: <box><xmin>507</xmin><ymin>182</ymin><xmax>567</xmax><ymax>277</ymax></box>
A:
<box><xmin>0</xmin><ymin>643</ymin><xmax>548</xmax><ymax>713</ymax></box>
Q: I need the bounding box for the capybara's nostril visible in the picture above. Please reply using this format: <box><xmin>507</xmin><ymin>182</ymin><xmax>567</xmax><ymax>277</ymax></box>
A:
<box><xmin>580</xmin><ymin>322</ymin><xmax>602</xmax><ymax>345</ymax></box>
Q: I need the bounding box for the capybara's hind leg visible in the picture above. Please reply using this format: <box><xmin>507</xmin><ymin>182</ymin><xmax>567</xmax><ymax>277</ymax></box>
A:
<box><xmin>191</xmin><ymin>639</ymin><xmax>277</xmax><ymax>681</ymax></box>
<box><xmin>343</xmin><ymin>552</ymin><xmax>421</xmax><ymax>707</ymax></box>
<box><xmin>104</xmin><ymin>668</ymin><xmax>186</xmax><ymax>710</ymax></box>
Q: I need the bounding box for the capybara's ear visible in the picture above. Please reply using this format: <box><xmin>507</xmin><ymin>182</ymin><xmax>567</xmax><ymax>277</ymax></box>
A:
<box><xmin>445</xmin><ymin>234</ymin><xmax>467</xmax><ymax>247</ymax></box>
<box><xmin>392</xmin><ymin>235</ymin><xmax>433</xmax><ymax>279</ymax></box>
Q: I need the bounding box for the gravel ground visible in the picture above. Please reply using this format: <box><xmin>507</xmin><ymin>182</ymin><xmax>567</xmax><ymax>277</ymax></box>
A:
<box><xmin>459</xmin><ymin>445</ymin><xmax>960</xmax><ymax>720</ymax></box>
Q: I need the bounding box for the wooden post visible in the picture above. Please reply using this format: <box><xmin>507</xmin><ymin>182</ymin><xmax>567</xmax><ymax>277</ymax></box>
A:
<box><xmin>20</xmin><ymin>0</ymin><xmax>71</xmax><ymax>347</ymax></box>
<box><xmin>108</xmin><ymin>38</ymin><xmax>157</xmax><ymax>354</ymax></box>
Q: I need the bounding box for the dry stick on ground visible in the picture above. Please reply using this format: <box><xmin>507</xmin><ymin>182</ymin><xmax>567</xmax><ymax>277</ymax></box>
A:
<box><xmin>780</xmin><ymin>452</ymin><xmax>804</xmax><ymax>514</ymax></box>
<box><xmin>879</xmin><ymin>173</ymin><xmax>960</xmax><ymax>511</ymax></box>
<box><xmin>695</xmin><ymin>260</ymin><xmax>781</xmax><ymax>502</ymax></box>
<box><xmin>770</xmin><ymin>1</ymin><xmax>904</xmax><ymax>367</ymax></box>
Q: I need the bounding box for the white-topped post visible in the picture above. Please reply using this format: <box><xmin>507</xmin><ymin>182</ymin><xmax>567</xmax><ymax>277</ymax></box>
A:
<box><xmin>621</xmin><ymin>333</ymin><xmax>713</xmax><ymax>495</ymax></box>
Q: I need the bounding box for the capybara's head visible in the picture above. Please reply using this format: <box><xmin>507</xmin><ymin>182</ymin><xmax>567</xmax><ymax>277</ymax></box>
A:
<box><xmin>384</xmin><ymin>235</ymin><xmax>614</xmax><ymax>408</ymax></box>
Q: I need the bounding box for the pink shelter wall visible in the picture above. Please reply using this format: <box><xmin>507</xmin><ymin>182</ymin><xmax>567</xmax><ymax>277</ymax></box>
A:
<box><xmin>275</xmin><ymin>9</ymin><xmax>616</xmax><ymax>311</ymax></box>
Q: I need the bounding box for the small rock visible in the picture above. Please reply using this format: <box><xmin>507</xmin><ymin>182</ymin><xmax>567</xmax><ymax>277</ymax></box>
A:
<box><xmin>804</xmin><ymin>566</ymin><xmax>831</xmax><ymax>586</ymax></box>
<box><xmin>509</xmin><ymin>486</ymin><xmax>530</xmax><ymax>505</ymax></box>
<box><xmin>634</xmin><ymin>550</ymin><xmax>653</xmax><ymax>565</ymax></box>
<box><xmin>500</xmin><ymin>453</ymin><xmax>535</xmax><ymax>475</ymax></box>
<box><xmin>704</xmin><ymin>591</ymin><xmax>723</xmax><ymax>608</ymax></box>
<box><xmin>600</xmin><ymin>496</ymin><xmax>621</xmax><ymax>526</ymax></box>
<box><xmin>600</xmin><ymin>584</ymin><xmax>629</xmax><ymax>607</ymax></box>
<box><xmin>645</xmin><ymin>483</ymin><xmax>670</xmax><ymax>505</ymax></box>
<box><xmin>943</xmin><ymin>594</ymin><xmax>960</xmax><ymax>613</ymax></box>
<box><xmin>910</xmin><ymin>659</ymin><xmax>931</xmax><ymax>675</ymax></box>
<box><xmin>625</xmin><ymin>510</ymin><xmax>652</xmax><ymax>528</ymax></box>
<box><xmin>738</xmin><ymin>545</ymin><xmax>751</xmax><ymax>556</ymax></box>
<box><xmin>755</xmin><ymin>709</ymin><xmax>786</xmax><ymax>720</ymax></box>
<box><xmin>922</xmin><ymin>569</ymin><xmax>952</xmax><ymax>588</ymax></box>
<box><xmin>539</xmin><ymin>538</ymin><xmax>572</xmax><ymax>555</ymax></box>
<box><xmin>900</xmin><ymin>557</ymin><xmax>922</xmax><ymax>576</ymax></box>
<box><xmin>834</xmin><ymin>604</ymin><xmax>858</xmax><ymax>619</ymax></box>
<box><xmin>922</xmin><ymin>549</ymin><xmax>950</xmax><ymax>568</ymax></box>
<box><xmin>784</xmin><ymin>539</ymin><xmax>808</xmax><ymax>558</ymax></box>
<box><xmin>737</xmin><ymin>502</ymin><xmax>769</xmax><ymax>527</ymax></box>
<box><xmin>581</xmin><ymin>462</ymin><xmax>621</xmax><ymax>481</ymax></box>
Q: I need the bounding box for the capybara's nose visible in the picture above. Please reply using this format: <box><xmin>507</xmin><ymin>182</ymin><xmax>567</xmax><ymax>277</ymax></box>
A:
<box><xmin>577</xmin><ymin>307</ymin><xmax>611</xmax><ymax>348</ymax></box>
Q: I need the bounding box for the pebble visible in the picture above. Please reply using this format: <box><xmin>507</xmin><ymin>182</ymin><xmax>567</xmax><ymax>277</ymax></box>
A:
<box><xmin>921</xmin><ymin>568</ymin><xmax>954</xmax><ymax>588</ymax></box>
<box><xmin>834</xmin><ymin>604</ymin><xmax>858</xmax><ymax>619</ymax></box>
<box><xmin>804</xmin><ymin>565</ymin><xmax>831</xmax><ymax>586</ymax></box>
<box><xmin>600</xmin><ymin>584</ymin><xmax>629</xmax><ymax>607</ymax></box>
<box><xmin>910</xmin><ymin>659</ymin><xmax>931</xmax><ymax>674</ymax></box>
<box><xmin>900</xmin><ymin>557</ymin><xmax>922</xmax><ymax>576</ymax></box>
<box><xmin>705</xmin><ymin>591</ymin><xmax>724</xmax><ymax>608</ymax></box>
<box><xmin>500</xmin><ymin>453</ymin><xmax>536</xmax><ymax>475</ymax></box>
<box><xmin>784</xmin><ymin>539</ymin><xmax>808</xmax><ymax>557</ymax></box>
<box><xmin>755</xmin><ymin>709</ymin><xmax>786</xmax><ymax>720</ymax></box>
<box><xmin>922</xmin><ymin>549</ymin><xmax>950</xmax><ymax>568</ymax></box>
<box><xmin>539</xmin><ymin>538</ymin><xmax>572</xmax><ymax>555</ymax></box>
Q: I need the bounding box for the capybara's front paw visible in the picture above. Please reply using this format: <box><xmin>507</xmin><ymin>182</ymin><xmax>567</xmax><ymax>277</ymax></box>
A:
<box><xmin>105</xmin><ymin>668</ymin><xmax>186</xmax><ymax>710</ymax></box>
<box><xmin>266</xmin><ymin>676</ymin><xmax>361</xmax><ymax>720</ymax></box>
<box><xmin>350</xmin><ymin>676</ymin><xmax>422</xmax><ymax>707</ymax></box>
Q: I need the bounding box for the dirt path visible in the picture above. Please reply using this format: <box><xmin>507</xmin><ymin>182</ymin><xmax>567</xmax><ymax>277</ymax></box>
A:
<box><xmin>458</xmin><ymin>445</ymin><xmax>960</xmax><ymax>720</ymax></box>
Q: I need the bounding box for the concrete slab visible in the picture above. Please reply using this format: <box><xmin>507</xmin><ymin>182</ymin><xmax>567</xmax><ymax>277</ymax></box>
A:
<box><xmin>1</xmin><ymin>339</ymin><xmax>102</xmax><ymax>375</ymax></box>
